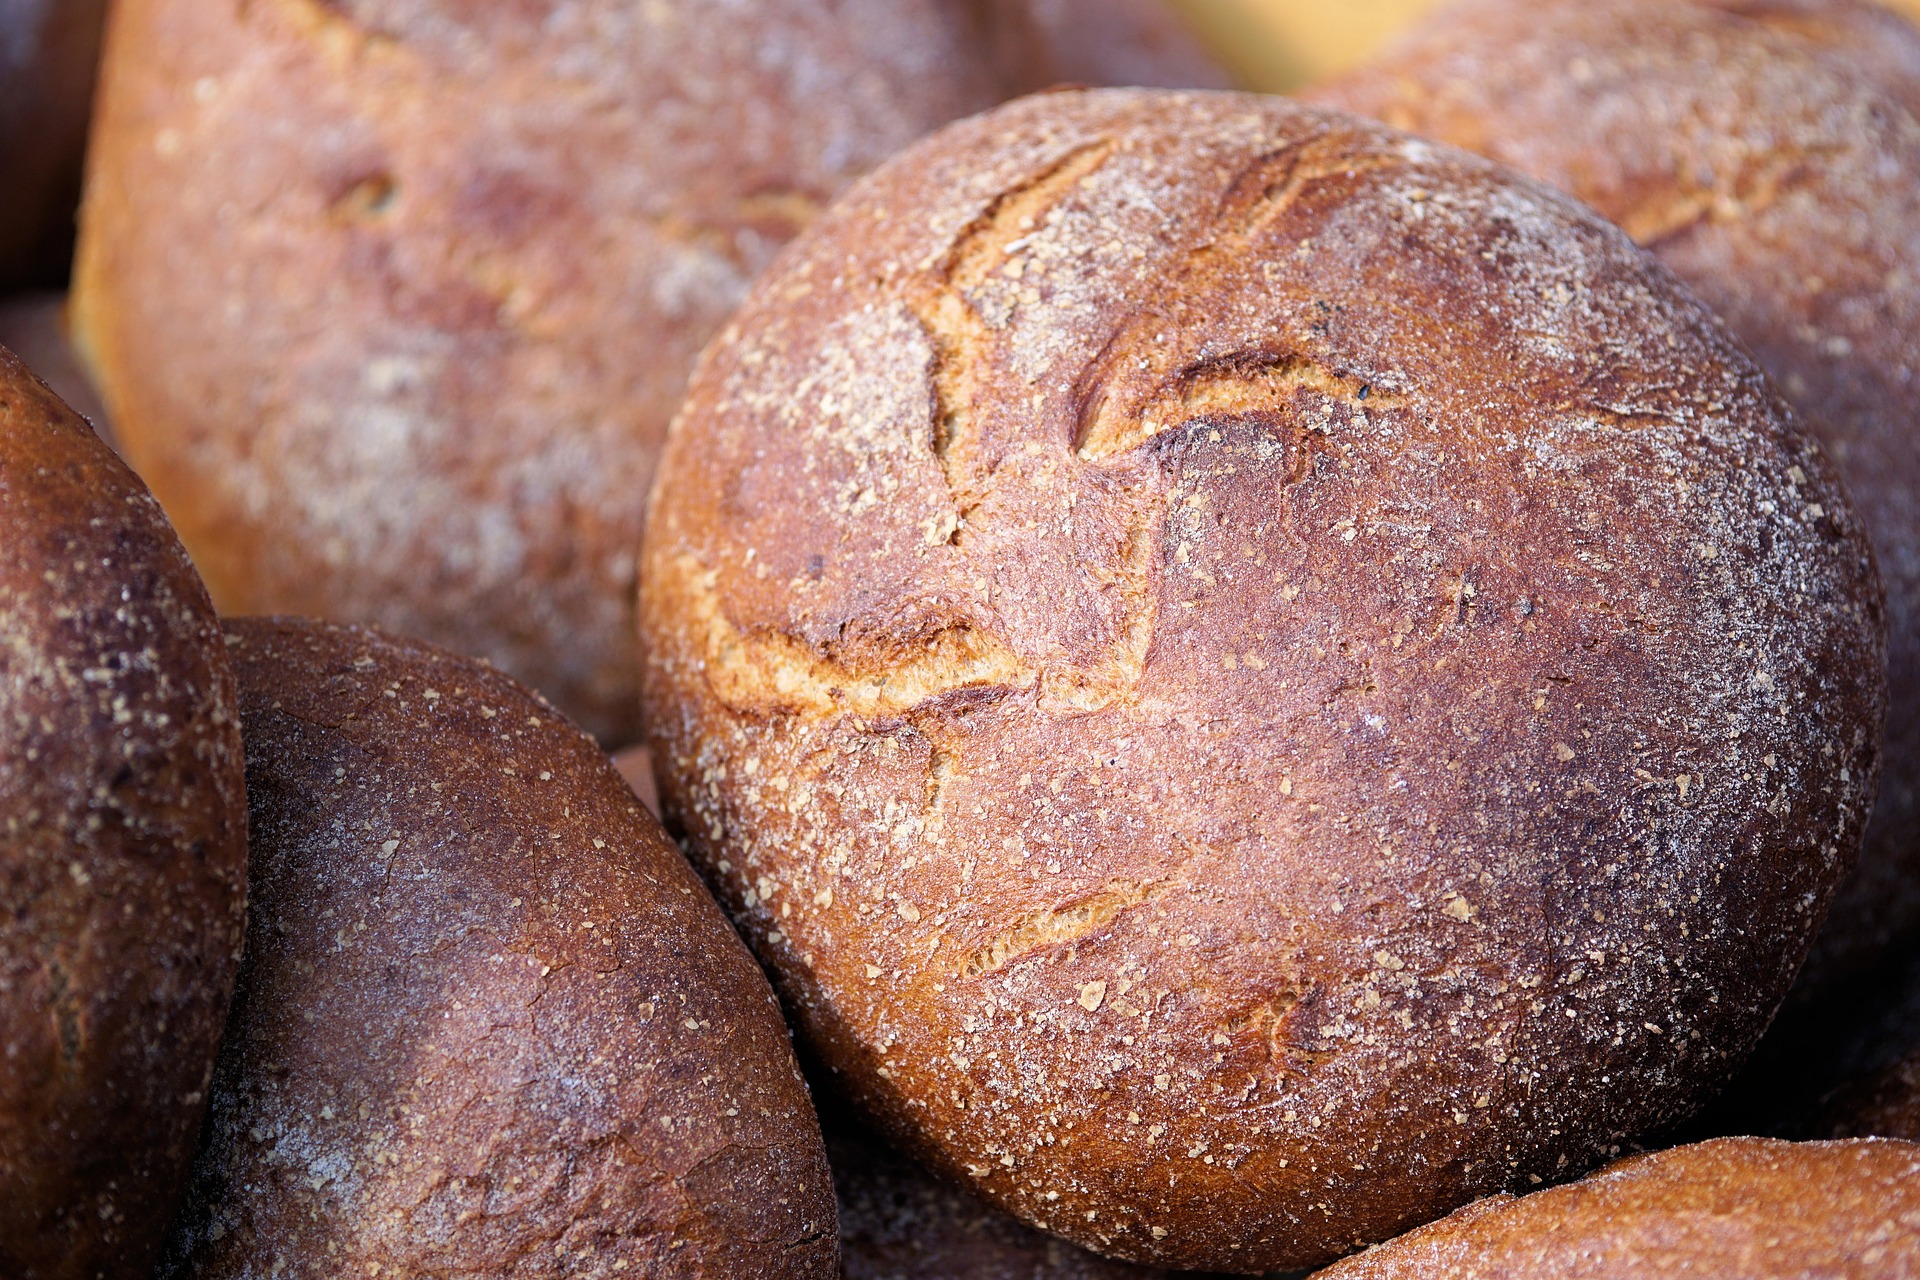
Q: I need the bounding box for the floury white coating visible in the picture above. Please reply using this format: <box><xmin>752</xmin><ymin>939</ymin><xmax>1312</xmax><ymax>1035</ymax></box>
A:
<box><xmin>641</xmin><ymin>89</ymin><xmax>1885</xmax><ymax>1271</ymax></box>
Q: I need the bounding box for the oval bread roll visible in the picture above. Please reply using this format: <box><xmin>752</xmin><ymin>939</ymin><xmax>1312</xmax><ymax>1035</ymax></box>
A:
<box><xmin>1316</xmin><ymin>1137</ymin><xmax>1920</xmax><ymax>1278</ymax></box>
<box><xmin>1309</xmin><ymin>0</ymin><xmax>1920</xmax><ymax>995</ymax></box>
<box><xmin>159</xmin><ymin>618</ymin><xmax>836</xmax><ymax>1277</ymax></box>
<box><xmin>639</xmin><ymin>88</ymin><xmax>1885</xmax><ymax>1271</ymax></box>
<box><xmin>1</xmin><ymin>347</ymin><xmax>247</xmax><ymax>1279</ymax></box>
<box><xmin>73</xmin><ymin>0</ymin><xmax>1221</xmax><ymax>744</ymax></box>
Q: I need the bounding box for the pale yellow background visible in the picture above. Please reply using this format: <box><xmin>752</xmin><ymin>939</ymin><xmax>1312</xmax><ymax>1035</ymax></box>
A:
<box><xmin>1173</xmin><ymin>0</ymin><xmax>1920</xmax><ymax>93</ymax></box>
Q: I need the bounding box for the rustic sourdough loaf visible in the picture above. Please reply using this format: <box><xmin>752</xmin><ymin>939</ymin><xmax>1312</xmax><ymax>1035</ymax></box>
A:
<box><xmin>0</xmin><ymin>347</ymin><xmax>246</xmax><ymax>1279</ymax></box>
<box><xmin>1317</xmin><ymin>1137</ymin><xmax>1920</xmax><ymax>1278</ymax></box>
<box><xmin>639</xmin><ymin>88</ymin><xmax>1885</xmax><ymax>1271</ymax></box>
<box><xmin>72</xmin><ymin>0</ymin><xmax>1221</xmax><ymax>744</ymax></box>
<box><xmin>159</xmin><ymin>618</ymin><xmax>836</xmax><ymax>1278</ymax></box>
<box><xmin>1310</xmin><ymin>0</ymin><xmax>1920</xmax><ymax>996</ymax></box>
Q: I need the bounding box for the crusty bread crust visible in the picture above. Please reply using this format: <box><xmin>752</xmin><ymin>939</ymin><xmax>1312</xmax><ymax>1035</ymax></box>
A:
<box><xmin>159</xmin><ymin>618</ymin><xmax>836</xmax><ymax>1278</ymax></box>
<box><xmin>0</xmin><ymin>347</ymin><xmax>247</xmax><ymax>1278</ymax></box>
<box><xmin>1309</xmin><ymin>0</ymin><xmax>1920</xmax><ymax>995</ymax></box>
<box><xmin>1316</xmin><ymin>1137</ymin><xmax>1920</xmax><ymax>1277</ymax></box>
<box><xmin>640</xmin><ymin>88</ymin><xmax>1884</xmax><ymax>1270</ymax></box>
<box><xmin>71</xmin><ymin>0</ymin><xmax>1219</xmax><ymax>744</ymax></box>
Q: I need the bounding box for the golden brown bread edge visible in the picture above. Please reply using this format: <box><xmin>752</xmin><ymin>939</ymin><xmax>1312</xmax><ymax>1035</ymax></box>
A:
<box><xmin>639</xmin><ymin>87</ymin><xmax>1885</xmax><ymax>1271</ymax></box>
<box><xmin>1316</xmin><ymin>1136</ymin><xmax>1920</xmax><ymax>1278</ymax></box>
<box><xmin>158</xmin><ymin>617</ymin><xmax>836</xmax><ymax>1277</ymax></box>
<box><xmin>0</xmin><ymin>0</ymin><xmax>108</xmax><ymax>288</ymax></box>
<box><xmin>1307</xmin><ymin>0</ymin><xmax>1920</xmax><ymax>1001</ymax></box>
<box><xmin>0</xmin><ymin>347</ymin><xmax>247</xmax><ymax>1278</ymax></box>
<box><xmin>70</xmin><ymin>0</ymin><xmax>1223</xmax><ymax>746</ymax></box>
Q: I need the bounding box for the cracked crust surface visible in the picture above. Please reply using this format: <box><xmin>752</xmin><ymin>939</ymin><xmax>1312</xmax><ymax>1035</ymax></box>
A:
<box><xmin>639</xmin><ymin>89</ymin><xmax>1885</xmax><ymax>1272</ymax></box>
<box><xmin>1308</xmin><ymin>0</ymin><xmax>1920</xmax><ymax>997</ymax></box>
<box><xmin>0</xmin><ymin>347</ymin><xmax>247</xmax><ymax>1279</ymax></box>
<box><xmin>158</xmin><ymin>618</ymin><xmax>835</xmax><ymax>1278</ymax></box>
<box><xmin>71</xmin><ymin>0</ymin><xmax>1220</xmax><ymax>745</ymax></box>
<box><xmin>1317</xmin><ymin>1137</ymin><xmax>1920</xmax><ymax>1278</ymax></box>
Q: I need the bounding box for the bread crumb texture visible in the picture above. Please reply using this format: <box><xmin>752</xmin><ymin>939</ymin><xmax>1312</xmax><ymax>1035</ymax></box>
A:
<box><xmin>1309</xmin><ymin>0</ymin><xmax>1920</xmax><ymax>996</ymax></box>
<box><xmin>1317</xmin><ymin>1136</ymin><xmax>1920</xmax><ymax>1277</ymax></box>
<box><xmin>0</xmin><ymin>347</ymin><xmax>247</xmax><ymax>1279</ymax></box>
<box><xmin>640</xmin><ymin>90</ymin><xmax>1885</xmax><ymax>1272</ymax></box>
<box><xmin>158</xmin><ymin>618</ymin><xmax>835</xmax><ymax>1278</ymax></box>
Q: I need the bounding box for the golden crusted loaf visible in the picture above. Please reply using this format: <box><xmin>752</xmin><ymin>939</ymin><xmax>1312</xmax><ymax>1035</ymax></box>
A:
<box><xmin>1317</xmin><ymin>1137</ymin><xmax>1920</xmax><ymax>1278</ymax></box>
<box><xmin>1309</xmin><ymin>0</ymin><xmax>1920</xmax><ymax>994</ymax></box>
<box><xmin>0</xmin><ymin>0</ymin><xmax>108</xmax><ymax>287</ymax></box>
<box><xmin>159</xmin><ymin>618</ymin><xmax>836</xmax><ymax>1278</ymax></box>
<box><xmin>72</xmin><ymin>0</ymin><xmax>1221</xmax><ymax>744</ymax></box>
<box><xmin>639</xmin><ymin>88</ymin><xmax>1885</xmax><ymax>1270</ymax></box>
<box><xmin>0</xmin><ymin>348</ymin><xmax>247</xmax><ymax>1278</ymax></box>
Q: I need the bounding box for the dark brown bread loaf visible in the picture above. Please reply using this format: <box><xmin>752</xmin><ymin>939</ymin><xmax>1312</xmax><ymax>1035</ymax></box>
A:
<box><xmin>1309</xmin><ymin>0</ymin><xmax>1920</xmax><ymax>995</ymax></box>
<box><xmin>639</xmin><ymin>87</ymin><xmax>1884</xmax><ymax>1271</ymax></box>
<box><xmin>72</xmin><ymin>0</ymin><xmax>1222</xmax><ymax>745</ymax></box>
<box><xmin>159</xmin><ymin>618</ymin><xmax>836</xmax><ymax>1278</ymax></box>
<box><xmin>829</xmin><ymin>1112</ymin><xmax>1189</xmax><ymax>1280</ymax></box>
<box><xmin>0</xmin><ymin>348</ymin><xmax>246</xmax><ymax>1278</ymax></box>
<box><xmin>1317</xmin><ymin>1137</ymin><xmax>1920</xmax><ymax>1278</ymax></box>
<box><xmin>0</xmin><ymin>0</ymin><xmax>108</xmax><ymax>287</ymax></box>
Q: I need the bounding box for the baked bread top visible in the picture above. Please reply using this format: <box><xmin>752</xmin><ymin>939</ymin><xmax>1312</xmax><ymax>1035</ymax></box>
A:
<box><xmin>159</xmin><ymin>617</ymin><xmax>835</xmax><ymax>1277</ymax></box>
<box><xmin>640</xmin><ymin>87</ymin><xmax>1884</xmax><ymax>1270</ymax></box>
<box><xmin>73</xmin><ymin>0</ymin><xmax>1221</xmax><ymax>744</ymax></box>
<box><xmin>1317</xmin><ymin>1137</ymin><xmax>1920</xmax><ymax>1278</ymax></box>
<box><xmin>1310</xmin><ymin>0</ymin><xmax>1920</xmax><ymax>992</ymax></box>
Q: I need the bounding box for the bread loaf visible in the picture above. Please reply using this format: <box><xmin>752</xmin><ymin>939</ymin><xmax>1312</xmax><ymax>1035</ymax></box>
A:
<box><xmin>1310</xmin><ymin>0</ymin><xmax>1920</xmax><ymax>994</ymax></box>
<box><xmin>159</xmin><ymin>618</ymin><xmax>836</xmax><ymax>1277</ymax></box>
<box><xmin>73</xmin><ymin>0</ymin><xmax>1221</xmax><ymax>744</ymax></box>
<box><xmin>1316</xmin><ymin>1137</ymin><xmax>1920</xmax><ymax>1277</ymax></box>
<box><xmin>0</xmin><ymin>347</ymin><xmax>246</xmax><ymax>1278</ymax></box>
<box><xmin>639</xmin><ymin>88</ymin><xmax>1885</xmax><ymax>1270</ymax></box>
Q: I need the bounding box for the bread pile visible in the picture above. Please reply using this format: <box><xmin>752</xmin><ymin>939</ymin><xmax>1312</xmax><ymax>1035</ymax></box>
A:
<box><xmin>3</xmin><ymin>0</ymin><xmax>1917</xmax><ymax>1275</ymax></box>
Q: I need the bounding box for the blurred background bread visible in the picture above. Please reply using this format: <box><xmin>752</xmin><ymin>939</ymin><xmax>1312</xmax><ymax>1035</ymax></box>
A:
<box><xmin>640</xmin><ymin>86</ymin><xmax>1884</xmax><ymax>1271</ymax></box>
<box><xmin>72</xmin><ymin>0</ymin><xmax>1224</xmax><ymax>746</ymax></box>
<box><xmin>1</xmin><ymin>350</ymin><xmax>246</xmax><ymax>1279</ymax></box>
<box><xmin>1168</xmin><ymin>0</ymin><xmax>1920</xmax><ymax>89</ymax></box>
<box><xmin>1317</xmin><ymin>1137</ymin><xmax>1920</xmax><ymax>1277</ymax></box>
<box><xmin>161</xmin><ymin>618</ymin><xmax>835</xmax><ymax>1277</ymax></box>
<box><xmin>0</xmin><ymin>0</ymin><xmax>107</xmax><ymax>290</ymax></box>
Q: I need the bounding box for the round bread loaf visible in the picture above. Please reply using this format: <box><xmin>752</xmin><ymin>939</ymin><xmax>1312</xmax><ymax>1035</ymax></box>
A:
<box><xmin>0</xmin><ymin>348</ymin><xmax>246</xmax><ymax>1278</ymax></box>
<box><xmin>1316</xmin><ymin>1137</ymin><xmax>1920</xmax><ymax>1278</ymax></box>
<box><xmin>639</xmin><ymin>88</ymin><xmax>1885</xmax><ymax>1271</ymax></box>
<box><xmin>0</xmin><ymin>0</ymin><xmax>108</xmax><ymax>287</ymax></box>
<box><xmin>158</xmin><ymin>618</ymin><xmax>836</xmax><ymax>1277</ymax></box>
<box><xmin>1308</xmin><ymin>0</ymin><xmax>1920</xmax><ymax>993</ymax></box>
<box><xmin>72</xmin><ymin>0</ymin><xmax>1221</xmax><ymax>745</ymax></box>
<box><xmin>829</xmin><ymin>1111</ymin><xmax>1188</xmax><ymax>1280</ymax></box>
